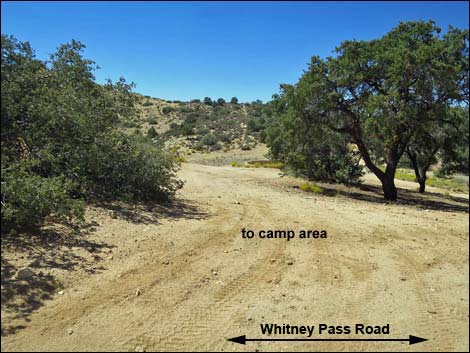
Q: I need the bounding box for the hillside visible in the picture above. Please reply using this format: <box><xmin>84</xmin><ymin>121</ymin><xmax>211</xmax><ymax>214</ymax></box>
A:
<box><xmin>124</xmin><ymin>94</ymin><xmax>268</xmax><ymax>153</ymax></box>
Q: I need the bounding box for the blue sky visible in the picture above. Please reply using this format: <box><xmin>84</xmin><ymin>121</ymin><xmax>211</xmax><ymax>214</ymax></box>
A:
<box><xmin>2</xmin><ymin>1</ymin><xmax>469</xmax><ymax>102</ymax></box>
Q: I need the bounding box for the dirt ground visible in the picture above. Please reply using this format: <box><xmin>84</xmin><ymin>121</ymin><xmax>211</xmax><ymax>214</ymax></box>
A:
<box><xmin>1</xmin><ymin>154</ymin><xmax>469</xmax><ymax>351</ymax></box>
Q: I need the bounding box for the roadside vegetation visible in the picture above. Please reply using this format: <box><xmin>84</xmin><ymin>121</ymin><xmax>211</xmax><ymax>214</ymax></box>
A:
<box><xmin>264</xmin><ymin>21</ymin><xmax>469</xmax><ymax>200</ymax></box>
<box><xmin>1</xmin><ymin>35</ymin><xmax>182</xmax><ymax>232</ymax></box>
<box><xmin>394</xmin><ymin>169</ymin><xmax>468</xmax><ymax>193</ymax></box>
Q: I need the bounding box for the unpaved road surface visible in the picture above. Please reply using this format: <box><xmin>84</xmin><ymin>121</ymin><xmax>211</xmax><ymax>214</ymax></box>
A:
<box><xmin>2</xmin><ymin>163</ymin><xmax>469</xmax><ymax>352</ymax></box>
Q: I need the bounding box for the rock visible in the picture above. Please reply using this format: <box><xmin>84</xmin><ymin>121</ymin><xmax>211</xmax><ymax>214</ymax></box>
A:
<box><xmin>135</xmin><ymin>288</ymin><xmax>142</xmax><ymax>297</ymax></box>
<box><xmin>212</xmin><ymin>270</ymin><xmax>218</xmax><ymax>276</ymax></box>
<box><xmin>14</xmin><ymin>267</ymin><xmax>34</xmax><ymax>280</ymax></box>
<box><xmin>234</xmin><ymin>200</ymin><xmax>241</xmax><ymax>204</ymax></box>
<box><xmin>286</xmin><ymin>260</ymin><xmax>294</xmax><ymax>265</ymax></box>
<box><xmin>67</xmin><ymin>328</ymin><xmax>73</xmax><ymax>335</ymax></box>
<box><xmin>58</xmin><ymin>290</ymin><xmax>65</xmax><ymax>295</ymax></box>
<box><xmin>135</xmin><ymin>346</ymin><xmax>146</xmax><ymax>352</ymax></box>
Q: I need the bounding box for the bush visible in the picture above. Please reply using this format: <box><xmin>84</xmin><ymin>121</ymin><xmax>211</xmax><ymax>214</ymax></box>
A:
<box><xmin>162</xmin><ymin>106</ymin><xmax>176</xmax><ymax>114</ymax></box>
<box><xmin>181</xmin><ymin>124</ymin><xmax>194</xmax><ymax>136</ymax></box>
<box><xmin>143</xmin><ymin>101</ymin><xmax>154</xmax><ymax>106</ymax></box>
<box><xmin>1</xmin><ymin>167</ymin><xmax>84</xmax><ymax>230</ymax></box>
<box><xmin>147</xmin><ymin>116</ymin><xmax>158</xmax><ymax>124</ymax></box>
<box><xmin>1</xmin><ymin>35</ymin><xmax>183</xmax><ymax>232</ymax></box>
<box><xmin>147</xmin><ymin>126</ymin><xmax>158</xmax><ymax>138</ymax></box>
<box><xmin>299</xmin><ymin>182</ymin><xmax>323</xmax><ymax>194</ymax></box>
<box><xmin>201</xmin><ymin>133</ymin><xmax>218</xmax><ymax>146</ymax></box>
<box><xmin>179</xmin><ymin>106</ymin><xmax>192</xmax><ymax>113</ymax></box>
<box><xmin>88</xmin><ymin>132</ymin><xmax>183</xmax><ymax>201</ymax></box>
<box><xmin>122</xmin><ymin>119</ymin><xmax>139</xmax><ymax>128</ymax></box>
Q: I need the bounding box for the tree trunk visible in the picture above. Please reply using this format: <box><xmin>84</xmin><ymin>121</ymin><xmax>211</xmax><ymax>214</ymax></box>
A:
<box><xmin>418</xmin><ymin>177</ymin><xmax>426</xmax><ymax>193</ymax></box>
<box><xmin>354</xmin><ymin>139</ymin><xmax>400</xmax><ymax>201</ymax></box>
<box><xmin>381</xmin><ymin>170</ymin><xmax>398</xmax><ymax>201</ymax></box>
<box><xmin>407</xmin><ymin>147</ymin><xmax>429</xmax><ymax>194</ymax></box>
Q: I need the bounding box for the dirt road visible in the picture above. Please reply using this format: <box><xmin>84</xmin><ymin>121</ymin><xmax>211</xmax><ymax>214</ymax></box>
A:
<box><xmin>1</xmin><ymin>162</ymin><xmax>469</xmax><ymax>351</ymax></box>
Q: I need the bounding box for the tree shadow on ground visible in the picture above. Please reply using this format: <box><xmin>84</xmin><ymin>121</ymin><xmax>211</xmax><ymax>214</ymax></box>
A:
<box><xmin>1</xmin><ymin>221</ymin><xmax>112</xmax><ymax>337</ymax></box>
<box><xmin>1</xmin><ymin>198</ymin><xmax>209</xmax><ymax>337</ymax></box>
<box><xmin>93</xmin><ymin>198</ymin><xmax>209</xmax><ymax>224</ymax></box>
<box><xmin>334</xmin><ymin>183</ymin><xmax>469</xmax><ymax>212</ymax></box>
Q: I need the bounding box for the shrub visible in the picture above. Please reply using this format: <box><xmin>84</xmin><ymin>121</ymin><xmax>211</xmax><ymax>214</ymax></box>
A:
<box><xmin>181</xmin><ymin>123</ymin><xmax>194</xmax><ymax>136</ymax></box>
<box><xmin>143</xmin><ymin>101</ymin><xmax>154</xmax><ymax>106</ymax></box>
<box><xmin>147</xmin><ymin>116</ymin><xmax>158</xmax><ymax>124</ymax></box>
<box><xmin>201</xmin><ymin>133</ymin><xmax>218</xmax><ymax>146</ymax></box>
<box><xmin>1</xmin><ymin>166</ymin><xmax>84</xmax><ymax>231</ymax></box>
<box><xmin>162</xmin><ymin>106</ymin><xmax>176</xmax><ymax>114</ymax></box>
<box><xmin>147</xmin><ymin>126</ymin><xmax>158</xmax><ymax>138</ymax></box>
<box><xmin>88</xmin><ymin>132</ymin><xmax>183</xmax><ymax>201</ymax></box>
<box><xmin>122</xmin><ymin>119</ymin><xmax>139</xmax><ymax>128</ymax></box>
<box><xmin>299</xmin><ymin>182</ymin><xmax>324</xmax><ymax>194</ymax></box>
<box><xmin>1</xmin><ymin>35</ymin><xmax>183</xmax><ymax>232</ymax></box>
<box><xmin>179</xmin><ymin>106</ymin><xmax>192</xmax><ymax>113</ymax></box>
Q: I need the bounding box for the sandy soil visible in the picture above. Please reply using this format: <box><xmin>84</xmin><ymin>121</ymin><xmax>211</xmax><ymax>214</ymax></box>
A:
<box><xmin>1</xmin><ymin>161</ymin><xmax>469</xmax><ymax>352</ymax></box>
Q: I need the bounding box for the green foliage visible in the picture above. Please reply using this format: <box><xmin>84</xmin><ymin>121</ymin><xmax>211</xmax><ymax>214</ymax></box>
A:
<box><xmin>395</xmin><ymin>169</ymin><xmax>468</xmax><ymax>193</ymax></box>
<box><xmin>230</xmin><ymin>97</ymin><xmax>239</xmax><ymax>104</ymax></box>
<box><xmin>200</xmin><ymin>133</ymin><xmax>218</xmax><ymax>146</ymax></box>
<box><xmin>1</xmin><ymin>166</ymin><xmax>84</xmax><ymax>230</ymax></box>
<box><xmin>162</xmin><ymin>106</ymin><xmax>176</xmax><ymax>114</ymax></box>
<box><xmin>265</xmin><ymin>21</ymin><xmax>468</xmax><ymax>199</ymax></box>
<box><xmin>203</xmin><ymin>97</ymin><xmax>213</xmax><ymax>105</ymax></box>
<box><xmin>216</xmin><ymin>98</ymin><xmax>226</xmax><ymax>106</ymax></box>
<box><xmin>147</xmin><ymin>126</ymin><xmax>158</xmax><ymax>139</ymax></box>
<box><xmin>438</xmin><ymin>107</ymin><xmax>469</xmax><ymax>175</ymax></box>
<box><xmin>147</xmin><ymin>116</ymin><xmax>158</xmax><ymax>124</ymax></box>
<box><xmin>85</xmin><ymin>132</ymin><xmax>182</xmax><ymax>201</ymax></box>
<box><xmin>142</xmin><ymin>101</ymin><xmax>154</xmax><ymax>106</ymax></box>
<box><xmin>299</xmin><ymin>182</ymin><xmax>324</xmax><ymax>194</ymax></box>
<box><xmin>265</xmin><ymin>94</ymin><xmax>363</xmax><ymax>184</ymax></box>
<box><xmin>247</xmin><ymin>117</ymin><xmax>264</xmax><ymax>132</ymax></box>
<box><xmin>181</xmin><ymin>123</ymin><xmax>194</xmax><ymax>136</ymax></box>
<box><xmin>1</xmin><ymin>35</ymin><xmax>182</xmax><ymax>232</ymax></box>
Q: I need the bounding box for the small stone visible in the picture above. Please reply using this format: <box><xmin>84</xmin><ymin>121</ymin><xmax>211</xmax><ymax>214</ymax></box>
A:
<box><xmin>212</xmin><ymin>270</ymin><xmax>218</xmax><ymax>276</ymax></box>
<box><xmin>135</xmin><ymin>288</ymin><xmax>142</xmax><ymax>296</ymax></box>
<box><xmin>135</xmin><ymin>346</ymin><xmax>145</xmax><ymax>352</ymax></box>
<box><xmin>286</xmin><ymin>260</ymin><xmax>294</xmax><ymax>265</ymax></box>
<box><xmin>234</xmin><ymin>200</ymin><xmax>241</xmax><ymax>204</ymax></box>
<box><xmin>58</xmin><ymin>290</ymin><xmax>65</xmax><ymax>295</ymax></box>
<box><xmin>67</xmin><ymin>328</ymin><xmax>73</xmax><ymax>335</ymax></box>
<box><xmin>14</xmin><ymin>267</ymin><xmax>34</xmax><ymax>280</ymax></box>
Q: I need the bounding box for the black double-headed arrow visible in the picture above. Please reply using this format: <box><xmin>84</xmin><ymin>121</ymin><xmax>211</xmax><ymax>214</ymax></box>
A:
<box><xmin>228</xmin><ymin>334</ymin><xmax>428</xmax><ymax>345</ymax></box>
